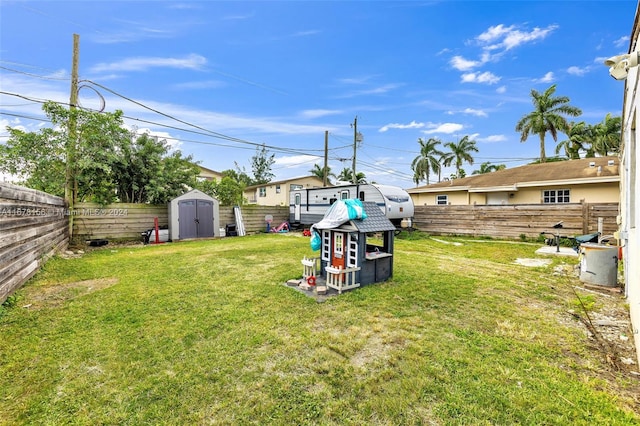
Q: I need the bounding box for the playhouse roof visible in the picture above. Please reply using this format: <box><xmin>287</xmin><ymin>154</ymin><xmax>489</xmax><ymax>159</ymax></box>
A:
<box><xmin>352</xmin><ymin>202</ymin><xmax>397</xmax><ymax>232</ymax></box>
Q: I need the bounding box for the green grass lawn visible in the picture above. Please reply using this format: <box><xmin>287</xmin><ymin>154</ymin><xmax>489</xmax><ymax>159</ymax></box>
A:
<box><xmin>1</xmin><ymin>233</ymin><xmax>638</xmax><ymax>425</ymax></box>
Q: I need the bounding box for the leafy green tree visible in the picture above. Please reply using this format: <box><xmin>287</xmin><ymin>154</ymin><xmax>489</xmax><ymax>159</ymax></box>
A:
<box><xmin>516</xmin><ymin>84</ymin><xmax>582</xmax><ymax>163</ymax></box>
<box><xmin>195</xmin><ymin>176</ymin><xmax>245</xmax><ymax>206</ymax></box>
<box><xmin>555</xmin><ymin>121</ymin><xmax>592</xmax><ymax>159</ymax></box>
<box><xmin>444</xmin><ymin>135</ymin><xmax>479</xmax><ymax>178</ymax></box>
<box><xmin>411</xmin><ymin>137</ymin><xmax>443</xmax><ymax>185</ymax></box>
<box><xmin>309</xmin><ymin>163</ymin><xmax>333</xmax><ymax>185</ymax></box>
<box><xmin>337</xmin><ymin>168</ymin><xmax>366</xmax><ymax>184</ymax></box>
<box><xmin>592</xmin><ymin>113</ymin><xmax>621</xmax><ymax>156</ymax></box>
<box><xmin>227</xmin><ymin>166</ymin><xmax>253</xmax><ymax>187</ymax></box>
<box><xmin>251</xmin><ymin>144</ymin><xmax>275</xmax><ymax>185</ymax></box>
<box><xmin>112</xmin><ymin>133</ymin><xmax>200</xmax><ymax>204</ymax></box>
<box><xmin>438</xmin><ymin>151</ymin><xmax>454</xmax><ymax>182</ymax></box>
<box><xmin>472</xmin><ymin>162</ymin><xmax>506</xmax><ymax>175</ymax></box>
<box><xmin>0</xmin><ymin>102</ymin><xmax>199</xmax><ymax>205</ymax></box>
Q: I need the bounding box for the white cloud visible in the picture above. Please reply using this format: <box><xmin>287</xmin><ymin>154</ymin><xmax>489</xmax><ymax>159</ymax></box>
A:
<box><xmin>292</xmin><ymin>30</ymin><xmax>321</xmax><ymax>37</ymax></box>
<box><xmin>90</xmin><ymin>54</ymin><xmax>207</xmax><ymax>73</ymax></box>
<box><xmin>461</xmin><ymin>71</ymin><xmax>501</xmax><ymax>84</ymax></box>
<box><xmin>451</xmin><ymin>24</ymin><xmax>558</xmax><ymax>76</ymax></box>
<box><xmin>535</xmin><ymin>71</ymin><xmax>555</xmax><ymax>83</ymax></box>
<box><xmin>614</xmin><ymin>36</ymin><xmax>630</xmax><ymax>48</ymax></box>
<box><xmin>379</xmin><ymin>120</ymin><xmax>425</xmax><ymax>132</ymax></box>
<box><xmin>500</xmin><ymin>25</ymin><xmax>558</xmax><ymax>50</ymax></box>
<box><xmin>477</xmin><ymin>134</ymin><xmax>507</xmax><ymax>143</ymax></box>
<box><xmin>299</xmin><ymin>109</ymin><xmax>342</xmax><ymax>119</ymax></box>
<box><xmin>172</xmin><ymin>80</ymin><xmax>227</xmax><ymax>90</ymax></box>
<box><xmin>496</xmin><ymin>85</ymin><xmax>507</xmax><ymax>94</ymax></box>
<box><xmin>462</xmin><ymin>108</ymin><xmax>488</xmax><ymax>117</ymax></box>
<box><xmin>567</xmin><ymin>66</ymin><xmax>588</xmax><ymax>76</ymax></box>
<box><xmin>274</xmin><ymin>154</ymin><xmax>320</xmax><ymax>168</ymax></box>
<box><xmin>446</xmin><ymin>108</ymin><xmax>488</xmax><ymax>117</ymax></box>
<box><xmin>422</xmin><ymin>123</ymin><xmax>464</xmax><ymax>134</ymax></box>
<box><xmin>450</xmin><ymin>55</ymin><xmax>482</xmax><ymax>71</ymax></box>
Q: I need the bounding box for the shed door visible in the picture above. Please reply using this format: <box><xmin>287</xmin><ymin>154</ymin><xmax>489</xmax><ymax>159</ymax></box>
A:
<box><xmin>196</xmin><ymin>200</ymin><xmax>214</xmax><ymax>237</ymax></box>
<box><xmin>178</xmin><ymin>200</ymin><xmax>198</xmax><ymax>239</ymax></box>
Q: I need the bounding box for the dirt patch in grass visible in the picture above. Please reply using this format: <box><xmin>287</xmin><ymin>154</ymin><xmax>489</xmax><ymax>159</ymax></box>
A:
<box><xmin>23</xmin><ymin>278</ymin><xmax>119</xmax><ymax>309</ymax></box>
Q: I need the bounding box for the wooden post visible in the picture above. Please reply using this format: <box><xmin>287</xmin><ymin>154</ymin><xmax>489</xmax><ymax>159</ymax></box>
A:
<box><xmin>582</xmin><ymin>201</ymin><xmax>589</xmax><ymax>234</ymax></box>
<box><xmin>323</xmin><ymin>130</ymin><xmax>328</xmax><ymax>186</ymax></box>
<box><xmin>66</xmin><ymin>34</ymin><xmax>80</xmax><ymax>238</ymax></box>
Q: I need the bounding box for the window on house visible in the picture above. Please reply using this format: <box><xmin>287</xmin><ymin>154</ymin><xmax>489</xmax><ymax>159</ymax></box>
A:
<box><xmin>290</xmin><ymin>184</ymin><xmax>303</xmax><ymax>190</ymax></box>
<box><xmin>259</xmin><ymin>187</ymin><xmax>266</xmax><ymax>197</ymax></box>
<box><xmin>276</xmin><ymin>185</ymin><xmax>281</xmax><ymax>194</ymax></box>
<box><xmin>542</xmin><ymin>189</ymin><xmax>570</xmax><ymax>204</ymax></box>
<box><xmin>436</xmin><ymin>195</ymin><xmax>448</xmax><ymax>205</ymax></box>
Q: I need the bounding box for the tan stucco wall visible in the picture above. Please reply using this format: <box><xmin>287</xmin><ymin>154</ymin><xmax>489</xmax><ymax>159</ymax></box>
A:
<box><xmin>410</xmin><ymin>182</ymin><xmax>619</xmax><ymax>206</ymax></box>
<box><xmin>245</xmin><ymin>176</ymin><xmax>326</xmax><ymax>206</ymax></box>
<box><xmin>410</xmin><ymin>191</ymin><xmax>470</xmax><ymax>205</ymax></box>
<box><xmin>198</xmin><ymin>168</ymin><xmax>223</xmax><ymax>181</ymax></box>
<box><xmin>512</xmin><ymin>183</ymin><xmax>619</xmax><ymax>204</ymax></box>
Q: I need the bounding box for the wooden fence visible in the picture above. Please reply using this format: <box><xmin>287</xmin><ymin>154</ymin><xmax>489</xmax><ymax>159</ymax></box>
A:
<box><xmin>72</xmin><ymin>203</ymin><xmax>290</xmax><ymax>241</ymax></box>
<box><xmin>0</xmin><ymin>183</ymin><xmax>68</xmax><ymax>303</ymax></box>
<box><xmin>413</xmin><ymin>203</ymin><xmax>619</xmax><ymax>239</ymax></box>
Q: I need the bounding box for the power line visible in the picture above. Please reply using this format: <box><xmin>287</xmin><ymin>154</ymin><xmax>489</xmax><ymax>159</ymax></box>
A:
<box><xmin>0</xmin><ymin>65</ymin><xmax>70</xmax><ymax>81</ymax></box>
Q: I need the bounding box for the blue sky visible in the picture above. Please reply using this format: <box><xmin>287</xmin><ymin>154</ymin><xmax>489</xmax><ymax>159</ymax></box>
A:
<box><xmin>0</xmin><ymin>1</ymin><xmax>635</xmax><ymax>188</ymax></box>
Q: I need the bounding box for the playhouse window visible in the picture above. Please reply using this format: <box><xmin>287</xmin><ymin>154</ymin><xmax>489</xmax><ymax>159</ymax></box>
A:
<box><xmin>321</xmin><ymin>230</ymin><xmax>331</xmax><ymax>261</ymax></box>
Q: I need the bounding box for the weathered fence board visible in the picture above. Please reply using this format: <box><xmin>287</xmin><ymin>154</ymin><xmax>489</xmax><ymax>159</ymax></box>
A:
<box><xmin>72</xmin><ymin>203</ymin><xmax>290</xmax><ymax>241</ymax></box>
<box><xmin>0</xmin><ymin>183</ymin><xmax>68</xmax><ymax>303</ymax></box>
<box><xmin>413</xmin><ymin>203</ymin><xmax>618</xmax><ymax>239</ymax></box>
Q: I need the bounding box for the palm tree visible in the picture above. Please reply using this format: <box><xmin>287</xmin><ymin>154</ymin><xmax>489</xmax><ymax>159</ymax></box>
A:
<box><xmin>337</xmin><ymin>168</ymin><xmax>366</xmax><ymax>184</ymax></box>
<box><xmin>515</xmin><ymin>84</ymin><xmax>582</xmax><ymax>163</ymax></box>
<box><xmin>438</xmin><ymin>151</ymin><xmax>454</xmax><ymax>182</ymax></box>
<box><xmin>555</xmin><ymin>121</ymin><xmax>592</xmax><ymax>159</ymax></box>
<box><xmin>410</xmin><ymin>137</ymin><xmax>443</xmax><ymax>185</ymax></box>
<box><xmin>444</xmin><ymin>135</ymin><xmax>479</xmax><ymax>177</ymax></box>
<box><xmin>309</xmin><ymin>163</ymin><xmax>333</xmax><ymax>185</ymax></box>
<box><xmin>472</xmin><ymin>161</ymin><xmax>506</xmax><ymax>175</ymax></box>
<box><xmin>592</xmin><ymin>113</ymin><xmax>621</xmax><ymax>156</ymax></box>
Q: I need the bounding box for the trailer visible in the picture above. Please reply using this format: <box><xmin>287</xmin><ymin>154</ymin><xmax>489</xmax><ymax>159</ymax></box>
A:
<box><xmin>289</xmin><ymin>183</ymin><xmax>414</xmax><ymax>228</ymax></box>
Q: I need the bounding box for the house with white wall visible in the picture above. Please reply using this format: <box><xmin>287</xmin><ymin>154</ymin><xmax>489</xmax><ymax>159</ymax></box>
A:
<box><xmin>617</xmin><ymin>1</ymin><xmax>640</xmax><ymax>365</ymax></box>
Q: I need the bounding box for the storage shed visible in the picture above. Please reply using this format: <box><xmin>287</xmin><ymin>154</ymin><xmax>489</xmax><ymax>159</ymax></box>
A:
<box><xmin>168</xmin><ymin>190</ymin><xmax>220</xmax><ymax>241</ymax></box>
<box><xmin>313</xmin><ymin>201</ymin><xmax>396</xmax><ymax>293</ymax></box>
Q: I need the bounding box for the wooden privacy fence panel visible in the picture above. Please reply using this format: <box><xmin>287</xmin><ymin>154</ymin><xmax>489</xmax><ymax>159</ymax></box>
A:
<box><xmin>413</xmin><ymin>203</ymin><xmax>619</xmax><ymax>239</ymax></box>
<box><xmin>224</xmin><ymin>205</ymin><xmax>289</xmax><ymax>234</ymax></box>
<box><xmin>0</xmin><ymin>183</ymin><xmax>68</xmax><ymax>303</ymax></box>
<box><xmin>72</xmin><ymin>203</ymin><xmax>290</xmax><ymax>241</ymax></box>
<box><xmin>73</xmin><ymin>202</ymin><xmax>168</xmax><ymax>241</ymax></box>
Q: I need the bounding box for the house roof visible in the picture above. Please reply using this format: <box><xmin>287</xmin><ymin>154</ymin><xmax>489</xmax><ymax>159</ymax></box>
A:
<box><xmin>197</xmin><ymin>165</ymin><xmax>222</xmax><ymax>175</ymax></box>
<box><xmin>407</xmin><ymin>156</ymin><xmax>620</xmax><ymax>194</ymax></box>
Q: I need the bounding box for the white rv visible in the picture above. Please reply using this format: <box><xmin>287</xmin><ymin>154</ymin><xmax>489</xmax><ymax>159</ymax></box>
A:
<box><xmin>289</xmin><ymin>183</ymin><xmax>414</xmax><ymax>228</ymax></box>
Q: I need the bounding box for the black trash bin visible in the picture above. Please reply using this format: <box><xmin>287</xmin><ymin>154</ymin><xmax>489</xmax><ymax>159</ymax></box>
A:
<box><xmin>226</xmin><ymin>223</ymin><xmax>238</xmax><ymax>237</ymax></box>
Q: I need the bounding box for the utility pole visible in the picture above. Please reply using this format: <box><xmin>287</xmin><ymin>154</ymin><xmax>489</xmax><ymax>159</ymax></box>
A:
<box><xmin>66</xmin><ymin>33</ymin><xmax>80</xmax><ymax>238</ymax></box>
<box><xmin>351</xmin><ymin>116</ymin><xmax>363</xmax><ymax>184</ymax></box>
<box><xmin>323</xmin><ymin>130</ymin><xmax>329</xmax><ymax>186</ymax></box>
